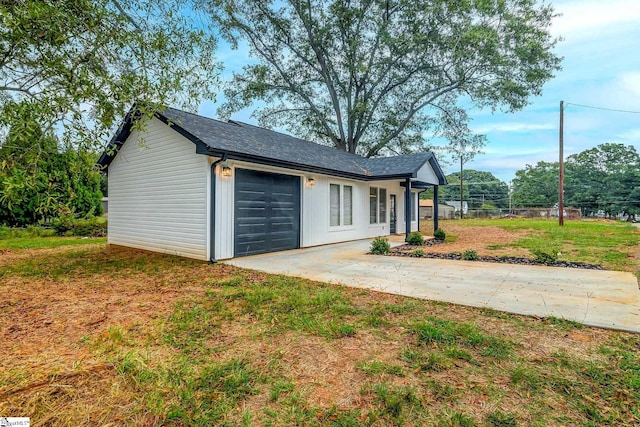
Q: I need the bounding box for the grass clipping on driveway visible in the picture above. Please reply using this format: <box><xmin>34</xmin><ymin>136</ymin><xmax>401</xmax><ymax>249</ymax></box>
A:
<box><xmin>2</xmin><ymin>243</ymin><xmax>640</xmax><ymax>426</ymax></box>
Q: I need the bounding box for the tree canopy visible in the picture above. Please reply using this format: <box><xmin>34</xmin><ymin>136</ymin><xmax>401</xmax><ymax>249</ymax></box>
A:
<box><xmin>435</xmin><ymin>169</ymin><xmax>509</xmax><ymax>209</ymax></box>
<box><xmin>511</xmin><ymin>161</ymin><xmax>559</xmax><ymax>208</ymax></box>
<box><xmin>1</xmin><ymin>0</ymin><xmax>220</xmax><ymax>225</ymax></box>
<box><xmin>209</xmin><ymin>0</ymin><xmax>561</xmax><ymax>157</ymax></box>
<box><xmin>1</xmin><ymin>0</ymin><xmax>219</xmax><ymax>149</ymax></box>
<box><xmin>0</xmin><ymin>122</ymin><xmax>102</xmax><ymax>226</ymax></box>
<box><xmin>512</xmin><ymin>143</ymin><xmax>640</xmax><ymax>219</ymax></box>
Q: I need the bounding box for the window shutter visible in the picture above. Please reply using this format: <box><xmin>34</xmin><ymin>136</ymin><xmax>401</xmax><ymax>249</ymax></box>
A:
<box><xmin>343</xmin><ymin>185</ymin><xmax>353</xmax><ymax>226</ymax></box>
<box><xmin>379</xmin><ymin>188</ymin><xmax>387</xmax><ymax>223</ymax></box>
<box><xmin>330</xmin><ymin>184</ymin><xmax>341</xmax><ymax>226</ymax></box>
<box><xmin>369</xmin><ymin>187</ymin><xmax>378</xmax><ymax>224</ymax></box>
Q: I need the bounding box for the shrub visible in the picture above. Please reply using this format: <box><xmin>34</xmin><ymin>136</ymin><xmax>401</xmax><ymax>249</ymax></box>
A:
<box><xmin>411</xmin><ymin>249</ymin><xmax>425</xmax><ymax>257</ymax></box>
<box><xmin>52</xmin><ymin>216</ymin><xmax>107</xmax><ymax>237</ymax></box>
<box><xmin>0</xmin><ymin>225</ymin><xmax>55</xmax><ymax>239</ymax></box>
<box><xmin>462</xmin><ymin>250</ymin><xmax>479</xmax><ymax>261</ymax></box>
<box><xmin>531</xmin><ymin>248</ymin><xmax>558</xmax><ymax>264</ymax></box>
<box><xmin>433</xmin><ymin>228</ymin><xmax>446</xmax><ymax>241</ymax></box>
<box><xmin>406</xmin><ymin>231</ymin><xmax>424</xmax><ymax>245</ymax></box>
<box><xmin>370</xmin><ymin>236</ymin><xmax>391</xmax><ymax>255</ymax></box>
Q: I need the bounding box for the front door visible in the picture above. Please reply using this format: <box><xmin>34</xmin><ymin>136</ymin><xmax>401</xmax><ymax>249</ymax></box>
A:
<box><xmin>390</xmin><ymin>194</ymin><xmax>397</xmax><ymax>234</ymax></box>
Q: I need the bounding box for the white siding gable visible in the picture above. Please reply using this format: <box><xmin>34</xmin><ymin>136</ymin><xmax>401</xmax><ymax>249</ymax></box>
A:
<box><xmin>108</xmin><ymin>118</ymin><xmax>209</xmax><ymax>260</ymax></box>
<box><xmin>416</xmin><ymin>162</ymin><xmax>440</xmax><ymax>184</ymax></box>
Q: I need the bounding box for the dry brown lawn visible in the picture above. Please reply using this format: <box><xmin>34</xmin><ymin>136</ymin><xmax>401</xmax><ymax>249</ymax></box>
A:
<box><xmin>1</xmin><ymin>241</ymin><xmax>639</xmax><ymax>426</ymax></box>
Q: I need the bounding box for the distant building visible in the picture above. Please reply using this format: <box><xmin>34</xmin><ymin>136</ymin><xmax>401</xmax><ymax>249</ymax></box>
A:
<box><xmin>445</xmin><ymin>200</ymin><xmax>468</xmax><ymax>214</ymax></box>
<box><xmin>419</xmin><ymin>199</ymin><xmax>455</xmax><ymax>219</ymax></box>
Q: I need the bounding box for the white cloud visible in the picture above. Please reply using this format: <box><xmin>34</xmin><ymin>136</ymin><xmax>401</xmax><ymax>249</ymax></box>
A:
<box><xmin>620</xmin><ymin>72</ymin><xmax>640</xmax><ymax>98</ymax></box>
<box><xmin>552</xmin><ymin>0</ymin><xmax>640</xmax><ymax>40</ymax></box>
<box><xmin>614</xmin><ymin>128</ymin><xmax>640</xmax><ymax>142</ymax></box>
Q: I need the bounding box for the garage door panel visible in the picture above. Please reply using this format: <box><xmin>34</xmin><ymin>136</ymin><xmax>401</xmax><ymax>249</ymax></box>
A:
<box><xmin>234</xmin><ymin>169</ymin><xmax>301</xmax><ymax>257</ymax></box>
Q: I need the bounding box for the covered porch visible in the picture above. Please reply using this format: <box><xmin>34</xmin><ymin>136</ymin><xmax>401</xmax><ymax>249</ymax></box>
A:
<box><xmin>400</xmin><ymin>179</ymin><xmax>443</xmax><ymax>239</ymax></box>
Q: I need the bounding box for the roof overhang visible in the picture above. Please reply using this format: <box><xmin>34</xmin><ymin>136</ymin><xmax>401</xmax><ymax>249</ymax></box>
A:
<box><xmin>400</xmin><ymin>180</ymin><xmax>434</xmax><ymax>189</ymax></box>
<box><xmin>203</xmin><ymin>148</ymin><xmax>414</xmax><ymax>181</ymax></box>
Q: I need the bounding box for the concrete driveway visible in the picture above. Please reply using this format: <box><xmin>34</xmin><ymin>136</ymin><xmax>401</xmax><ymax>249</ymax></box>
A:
<box><xmin>227</xmin><ymin>239</ymin><xmax>640</xmax><ymax>332</ymax></box>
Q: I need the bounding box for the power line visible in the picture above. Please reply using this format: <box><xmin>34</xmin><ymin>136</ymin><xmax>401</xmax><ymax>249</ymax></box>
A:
<box><xmin>565</xmin><ymin>102</ymin><xmax>640</xmax><ymax>114</ymax></box>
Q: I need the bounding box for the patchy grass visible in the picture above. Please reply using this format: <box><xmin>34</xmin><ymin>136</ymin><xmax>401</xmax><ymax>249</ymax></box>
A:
<box><xmin>0</xmin><ymin>223</ymin><xmax>107</xmax><ymax>250</ymax></box>
<box><xmin>421</xmin><ymin>218</ymin><xmax>640</xmax><ymax>272</ymax></box>
<box><xmin>1</xmin><ymin>242</ymin><xmax>640</xmax><ymax>425</ymax></box>
<box><xmin>0</xmin><ymin>236</ymin><xmax>106</xmax><ymax>250</ymax></box>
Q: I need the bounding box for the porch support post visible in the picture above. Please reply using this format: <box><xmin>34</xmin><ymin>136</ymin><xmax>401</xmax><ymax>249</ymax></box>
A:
<box><xmin>405</xmin><ymin>178</ymin><xmax>411</xmax><ymax>241</ymax></box>
<box><xmin>433</xmin><ymin>185</ymin><xmax>439</xmax><ymax>233</ymax></box>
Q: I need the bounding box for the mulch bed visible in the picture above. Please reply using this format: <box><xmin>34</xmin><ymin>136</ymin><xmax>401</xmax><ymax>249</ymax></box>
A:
<box><xmin>387</xmin><ymin>241</ymin><xmax>603</xmax><ymax>270</ymax></box>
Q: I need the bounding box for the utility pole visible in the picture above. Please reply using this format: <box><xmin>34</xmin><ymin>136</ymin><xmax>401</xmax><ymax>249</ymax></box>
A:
<box><xmin>559</xmin><ymin>100</ymin><xmax>564</xmax><ymax>226</ymax></box>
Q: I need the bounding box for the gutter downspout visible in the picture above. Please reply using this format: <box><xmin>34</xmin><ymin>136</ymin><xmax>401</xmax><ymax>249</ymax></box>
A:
<box><xmin>209</xmin><ymin>153</ymin><xmax>227</xmax><ymax>263</ymax></box>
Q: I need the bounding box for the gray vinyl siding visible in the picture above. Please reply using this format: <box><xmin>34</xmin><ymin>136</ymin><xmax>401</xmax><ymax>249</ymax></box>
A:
<box><xmin>107</xmin><ymin>118</ymin><xmax>209</xmax><ymax>260</ymax></box>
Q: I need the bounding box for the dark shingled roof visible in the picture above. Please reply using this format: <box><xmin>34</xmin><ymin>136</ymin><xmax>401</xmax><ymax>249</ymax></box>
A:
<box><xmin>98</xmin><ymin>107</ymin><xmax>446</xmax><ymax>184</ymax></box>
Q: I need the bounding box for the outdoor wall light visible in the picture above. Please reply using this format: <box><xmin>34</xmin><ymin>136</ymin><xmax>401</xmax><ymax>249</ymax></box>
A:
<box><xmin>221</xmin><ymin>166</ymin><xmax>232</xmax><ymax>177</ymax></box>
<box><xmin>306</xmin><ymin>177</ymin><xmax>316</xmax><ymax>187</ymax></box>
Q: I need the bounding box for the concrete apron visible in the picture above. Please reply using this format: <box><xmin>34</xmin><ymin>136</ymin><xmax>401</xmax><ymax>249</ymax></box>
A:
<box><xmin>227</xmin><ymin>239</ymin><xmax>640</xmax><ymax>333</ymax></box>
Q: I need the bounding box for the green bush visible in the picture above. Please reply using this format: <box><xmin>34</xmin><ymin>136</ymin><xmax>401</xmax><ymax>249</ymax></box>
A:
<box><xmin>411</xmin><ymin>249</ymin><xmax>425</xmax><ymax>257</ymax></box>
<box><xmin>406</xmin><ymin>231</ymin><xmax>424</xmax><ymax>245</ymax></box>
<box><xmin>532</xmin><ymin>248</ymin><xmax>558</xmax><ymax>264</ymax></box>
<box><xmin>462</xmin><ymin>249</ymin><xmax>479</xmax><ymax>261</ymax></box>
<box><xmin>370</xmin><ymin>236</ymin><xmax>391</xmax><ymax>255</ymax></box>
<box><xmin>433</xmin><ymin>228</ymin><xmax>446</xmax><ymax>240</ymax></box>
<box><xmin>0</xmin><ymin>128</ymin><xmax>103</xmax><ymax>226</ymax></box>
<box><xmin>52</xmin><ymin>216</ymin><xmax>107</xmax><ymax>237</ymax></box>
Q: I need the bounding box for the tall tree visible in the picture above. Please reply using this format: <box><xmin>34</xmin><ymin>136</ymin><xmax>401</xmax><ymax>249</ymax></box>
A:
<box><xmin>0</xmin><ymin>122</ymin><xmax>102</xmax><ymax>226</ymax></box>
<box><xmin>512</xmin><ymin>144</ymin><xmax>640</xmax><ymax>219</ymax></box>
<box><xmin>511</xmin><ymin>161</ymin><xmax>559</xmax><ymax>208</ymax></box>
<box><xmin>1</xmin><ymin>0</ymin><xmax>219</xmax><ymax>149</ymax></box>
<box><xmin>565</xmin><ymin>143</ymin><xmax>640</xmax><ymax>217</ymax></box>
<box><xmin>609</xmin><ymin>168</ymin><xmax>640</xmax><ymax>221</ymax></box>
<box><xmin>437</xmin><ymin>106</ymin><xmax>486</xmax><ymax>217</ymax></box>
<box><xmin>208</xmin><ymin>0</ymin><xmax>561</xmax><ymax>157</ymax></box>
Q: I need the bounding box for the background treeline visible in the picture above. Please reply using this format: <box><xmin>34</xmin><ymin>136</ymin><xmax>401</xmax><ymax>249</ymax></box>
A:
<box><xmin>424</xmin><ymin>143</ymin><xmax>639</xmax><ymax>220</ymax></box>
<box><xmin>0</xmin><ymin>121</ymin><xmax>103</xmax><ymax>231</ymax></box>
<box><xmin>512</xmin><ymin>143</ymin><xmax>640</xmax><ymax>218</ymax></box>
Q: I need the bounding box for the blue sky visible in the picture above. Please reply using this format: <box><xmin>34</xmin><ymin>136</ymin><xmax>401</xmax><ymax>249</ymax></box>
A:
<box><xmin>198</xmin><ymin>0</ymin><xmax>640</xmax><ymax>183</ymax></box>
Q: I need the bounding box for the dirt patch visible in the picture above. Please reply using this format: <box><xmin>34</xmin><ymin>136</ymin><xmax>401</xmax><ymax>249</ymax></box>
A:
<box><xmin>425</xmin><ymin>224</ymin><xmax>532</xmax><ymax>257</ymax></box>
<box><xmin>0</xmin><ymin>246</ymin><xmax>232</xmax><ymax>384</ymax></box>
<box><xmin>388</xmin><ymin>244</ymin><xmax>603</xmax><ymax>269</ymax></box>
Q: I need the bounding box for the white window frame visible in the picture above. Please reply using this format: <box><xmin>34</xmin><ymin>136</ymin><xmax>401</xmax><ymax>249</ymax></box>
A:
<box><xmin>411</xmin><ymin>191</ymin><xmax>417</xmax><ymax>222</ymax></box>
<box><xmin>369</xmin><ymin>186</ymin><xmax>388</xmax><ymax>225</ymax></box>
<box><xmin>329</xmin><ymin>182</ymin><xmax>354</xmax><ymax>228</ymax></box>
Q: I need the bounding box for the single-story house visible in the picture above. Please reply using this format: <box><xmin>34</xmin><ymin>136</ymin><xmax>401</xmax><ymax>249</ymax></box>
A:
<box><xmin>97</xmin><ymin>107</ymin><xmax>447</xmax><ymax>261</ymax></box>
<box><xmin>419</xmin><ymin>199</ymin><xmax>455</xmax><ymax>220</ymax></box>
